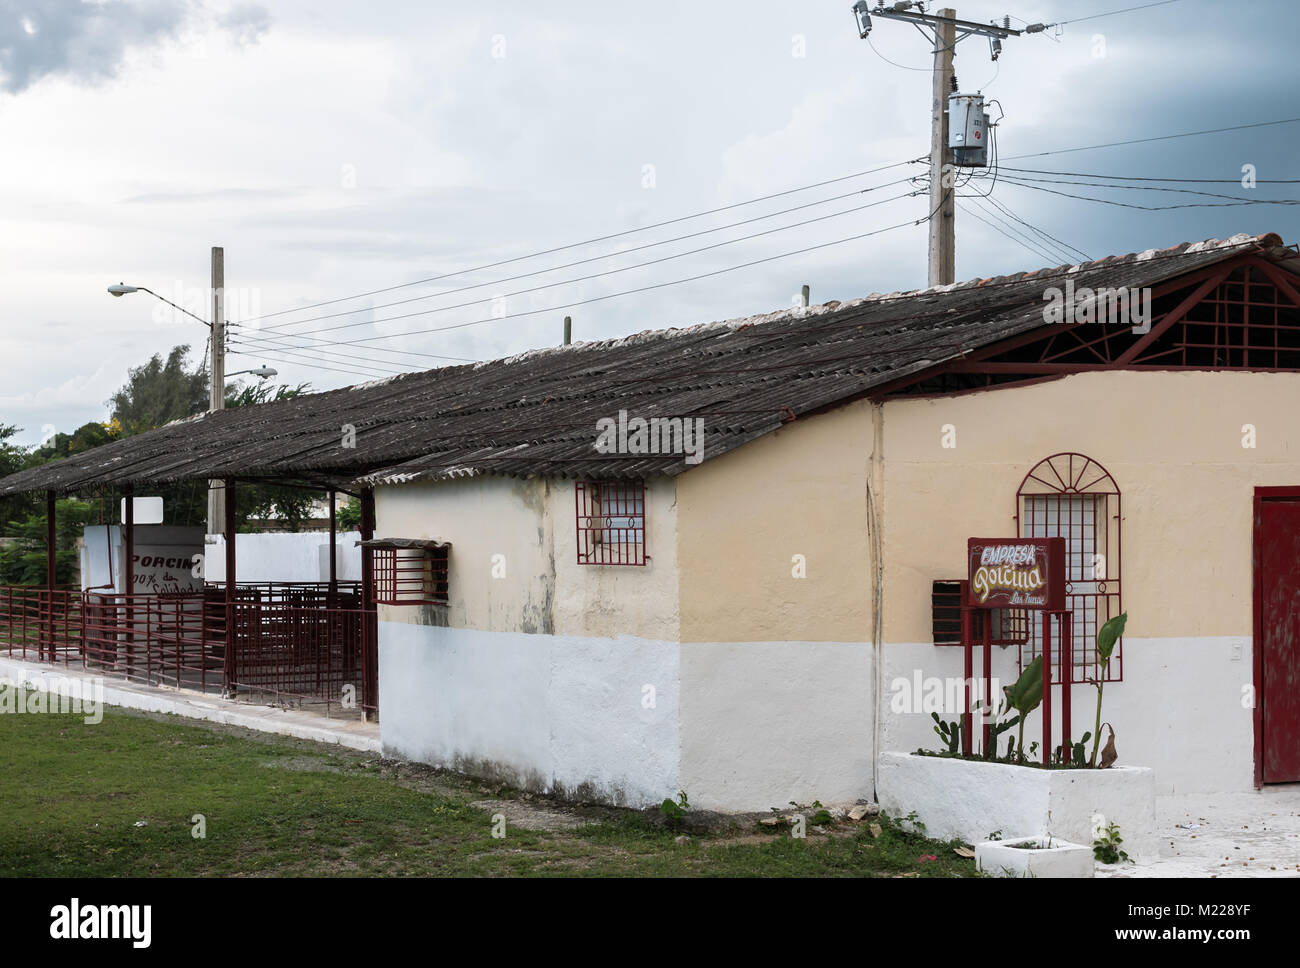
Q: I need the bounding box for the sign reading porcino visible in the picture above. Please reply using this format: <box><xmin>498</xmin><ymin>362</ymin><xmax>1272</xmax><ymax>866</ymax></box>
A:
<box><xmin>967</xmin><ymin>537</ymin><xmax>1065</xmax><ymax>610</ymax></box>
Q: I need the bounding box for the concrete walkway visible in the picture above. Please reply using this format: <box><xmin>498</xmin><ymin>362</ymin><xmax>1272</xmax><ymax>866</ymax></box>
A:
<box><xmin>0</xmin><ymin>654</ymin><xmax>380</xmax><ymax>752</ymax></box>
<box><xmin>1099</xmin><ymin>787</ymin><xmax>1300</xmax><ymax>878</ymax></box>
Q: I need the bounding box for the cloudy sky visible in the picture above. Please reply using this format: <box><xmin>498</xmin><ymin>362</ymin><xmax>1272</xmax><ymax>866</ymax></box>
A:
<box><xmin>1</xmin><ymin>0</ymin><xmax>1296</xmax><ymax>445</ymax></box>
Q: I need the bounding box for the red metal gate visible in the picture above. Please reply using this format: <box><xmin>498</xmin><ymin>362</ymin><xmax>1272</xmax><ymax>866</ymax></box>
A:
<box><xmin>1255</xmin><ymin>491</ymin><xmax>1300</xmax><ymax>784</ymax></box>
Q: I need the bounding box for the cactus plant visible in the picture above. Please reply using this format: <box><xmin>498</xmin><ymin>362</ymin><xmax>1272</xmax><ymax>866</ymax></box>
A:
<box><xmin>931</xmin><ymin>711</ymin><xmax>965</xmax><ymax>754</ymax></box>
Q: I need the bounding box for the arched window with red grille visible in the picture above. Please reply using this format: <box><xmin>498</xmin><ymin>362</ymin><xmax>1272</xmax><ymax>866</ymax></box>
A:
<box><xmin>1016</xmin><ymin>453</ymin><xmax>1123</xmax><ymax>682</ymax></box>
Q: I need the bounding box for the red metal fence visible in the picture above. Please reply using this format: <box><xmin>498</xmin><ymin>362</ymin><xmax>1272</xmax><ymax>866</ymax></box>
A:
<box><xmin>0</xmin><ymin>582</ymin><xmax>375</xmax><ymax>718</ymax></box>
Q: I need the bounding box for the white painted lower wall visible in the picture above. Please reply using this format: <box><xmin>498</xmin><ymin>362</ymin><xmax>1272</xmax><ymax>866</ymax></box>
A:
<box><xmin>678</xmin><ymin>642</ymin><xmax>874</xmax><ymax>811</ymax></box>
<box><xmin>380</xmin><ymin>624</ymin><xmax>1255</xmax><ymax>810</ymax></box>
<box><xmin>379</xmin><ymin>624</ymin><xmax>878</xmax><ymax>811</ymax></box>
<box><xmin>378</xmin><ymin>621</ymin><xmax>680</xmax><ymax>806</ymax></box>
<box><xmin>879</xmin><ymin>636</ymin><xmax>1254</xmax><ymax>795</ymax></box>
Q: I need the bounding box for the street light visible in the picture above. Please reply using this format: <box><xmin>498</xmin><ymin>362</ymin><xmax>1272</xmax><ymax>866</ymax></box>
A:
<box><xmin>105</xmin><ymin>283</ymin><xmax>211</xmax><ymax>328</ymax></box>
<box><xmin>107</xmin><ymin>247</ymin><xmax>227</xmax><ymax>534</ymax></box>
<box><xmin>226</xmin><ymin>366</ymin><xmax>277</xmax><ymax>380</ymax></box>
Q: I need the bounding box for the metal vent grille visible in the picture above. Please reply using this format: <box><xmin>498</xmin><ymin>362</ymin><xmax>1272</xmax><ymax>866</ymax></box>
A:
<box><xmin>373</xmin><ymin>546</ymin><xmax>449</xmax><ymax>605</ymax></box>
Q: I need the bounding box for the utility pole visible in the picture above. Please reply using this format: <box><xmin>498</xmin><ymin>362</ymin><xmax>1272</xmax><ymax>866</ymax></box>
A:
<box><xmin>929</xmin><ymin>9</ymin><xmax>956</xmax><ymax>287</ymax></box>
<box><xmin>208</xmin><ymin>246</ymin><xmax>226</xmax><ymax>535</ymax></box>
<box><xmin>853</xmin><ymin>3</ymin><xmax>1039</xmax><ymax>286</ymax></box>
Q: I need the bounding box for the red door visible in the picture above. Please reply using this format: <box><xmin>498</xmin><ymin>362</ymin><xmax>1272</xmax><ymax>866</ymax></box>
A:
<box><xmin>1257</xmin><ymin>497</ymin><xmax>1300</xmax><ymax>784</ymax></box>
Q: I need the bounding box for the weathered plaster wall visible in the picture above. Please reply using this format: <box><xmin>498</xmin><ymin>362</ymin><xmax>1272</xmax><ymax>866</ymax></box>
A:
<box><xmin>374</xmin><ymin>475</ymin><xmax>679</xmax><ymax>640</ymax></box>
<box><xmin>374</xmin><ymin>474</ymin><xmax>684</xmax><ymax>804</ymax></box>
<box><xmin>375</xmin><ymin>475</ymin><xmax>556</xmax><ymax>633</ymax></box>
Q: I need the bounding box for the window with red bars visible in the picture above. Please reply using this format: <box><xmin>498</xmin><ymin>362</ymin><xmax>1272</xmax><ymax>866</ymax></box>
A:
<box><xmin>575</xmin><ymin>480</ymin><xmax>646</xmax><ymax>565</ymax></box>
<box><xmin>371</xmin><ymin>543</ymin><xmax>449</xmax><ymax>605</ymax></box>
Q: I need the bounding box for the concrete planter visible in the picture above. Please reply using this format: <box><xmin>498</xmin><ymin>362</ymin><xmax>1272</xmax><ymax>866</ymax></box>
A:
<box><xmin>975</xmin><ymin>835</ymin><xmax>1093</xmax><ymax>878</ymax></box>
<box><xmin>877</xmin><ymin>751</ymin><xmax>1156</xmax><ymax>860</ymax></box>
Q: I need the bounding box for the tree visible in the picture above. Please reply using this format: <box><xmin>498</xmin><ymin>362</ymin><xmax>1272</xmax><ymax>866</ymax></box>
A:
<box><xmin>337</xmin><ymin>497</ymin><xmax>362</xmax><ymax>530</ymax></box>
<box><xmin>0</xmin><ymin>423</ymin><xmax>48</xmax><ymax>526</ymax></box>
<box><xmin>2</xmin><ymin>346</ymin><xmax>322</xmax><ymax>536</ymax></box>
<box><xmin>0</xmin><ymin>498</ymin><xmax>95</xmax><ymax>586</ymax></box>
<box><xmin>33</xmin><ymin>419</ymin><xmax>122</xmax><ymax>461</ymax></box>
<box><xmin>0</xmin><ymin>423</ymin><xmax>29</xmax><ymax>478</ymax></box>
<box><xmin>108</xmin><ymin>345</ymin><xmax>208</xmax><ymax>435</ymax></box>
<box><xmin>225</xmin><ymin>380</ymin><xmax>321</xmax><ymax>532</ymax></box>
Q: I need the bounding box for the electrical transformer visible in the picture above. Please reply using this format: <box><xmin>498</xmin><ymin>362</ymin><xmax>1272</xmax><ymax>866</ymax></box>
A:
<box><xmin>948</xmin><ymin>93</ymin><xmax>990</xmax><ymax>168</ymax></box>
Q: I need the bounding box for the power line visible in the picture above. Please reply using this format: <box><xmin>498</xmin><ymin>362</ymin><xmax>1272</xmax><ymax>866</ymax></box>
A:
<box><xmin>977</xmin><ymin>171</ymin><xmax>1300</xmax><ymax>204</ymax></box>
<box><xmin>997</xmin><ymin>165</ymin><xmax>1300</xmax><ymax>184</ymax></box>
<box><xmin>230</xmin><ymin>332</ymin><xmax>429</xmax><ymax>373</ymax></box>
<box><xmin>980</xmin><ymin>193</ymin><xmax>1090</xmax><ymax>262</ymax></box>
<box><xmin>867</xmin><ymin>34</ymin><xmax>930</xmax><ymax>71</ymax></box>
<box><xmin>231</xmin><ymin>329</ymin><xmax>479</xmax><ymax>364</ymax></box>
<box><xmin>227</xmin><ymin>345</ymin><xmax>404</xmax><ymax>379</ymax></box>
<box><xmin>970</xmin><ymin>195</ymin><xmax>1081</xmax><ymax>265</ymax></box>
<box><xmin>958</xmin><ymin>200</ymin><xmax>1065</xmax><ymax>266</ymax></box>
<box><xmin>231</xmin><ymin>157</ymin><xmax>926</xmax><ymax>327</ymax></box>
<box><xmin>249</xmin><ymin>190</ymin><xmax>921</xmax><ymax>340</ymax></box>
<box><xmin>1056</xmin><ymin>0</ymin><xmax>1182</xmax><ymax>27</ymax></box>
<box><xmin>982</xmin><ymin>196</ymin><xmax>1086</xmax><ymax>263</ymax></box>
<box><xmin>254</xmin><ymin>175</ymin><xmax>921</xmax><ymax>335</ymax></box>
<box><xmin>314</xmin><ymin>213</ymin><xmax>932</xmax><ymax>349</ymax></box>
<box><xmin>994</xmin><ymin>175</ymin><xmax>1300</xmax><ymax>211</ymax></box>
<box><xmin>1001</xmin><ymin>117</ymin><xmax>1300</xmax><ymax>161</ymax></box>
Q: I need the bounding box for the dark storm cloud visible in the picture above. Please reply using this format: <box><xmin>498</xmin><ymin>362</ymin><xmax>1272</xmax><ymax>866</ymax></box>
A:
<box><xmin>0</xmin><ymin>0</ymin><xmax>269</xmax><ymax>93</ymax></box>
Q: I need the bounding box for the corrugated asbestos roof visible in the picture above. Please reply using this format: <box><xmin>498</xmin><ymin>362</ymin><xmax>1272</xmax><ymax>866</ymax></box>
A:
<box><xmin>1</xmin><ymin>233</ymin><xmax>1292</xmax><ymax>497</ymax></box>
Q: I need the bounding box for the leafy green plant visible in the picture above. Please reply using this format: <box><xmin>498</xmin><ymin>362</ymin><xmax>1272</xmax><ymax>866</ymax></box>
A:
<box><xmin>1003</xmin><ymin>654</ymin><xmax>1045</xmax><ymax>763</ymax></box>
<box><xmin>659</xmin><ymin>790</ymin><xmax>689</xmax><ymax>829</ymax></box>
<box><xmin>1092</xmin><ymin>821</ymin><xmax>1129</xmax><ymax>864</ymax></box>
<box><xmin>881</xmin><ymin>810</ymin><xmax>928</xmax><ymax>839</ymax></box>
<box><xmin>1090</xmin><ymin>613</ymin><xmax>1128</xmax><ymax>767</ymax></box>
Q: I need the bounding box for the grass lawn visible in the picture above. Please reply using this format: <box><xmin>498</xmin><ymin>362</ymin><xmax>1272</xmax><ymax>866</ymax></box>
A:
<box><xmin>0</xmin><ymin>707</ymin><xmax>978</xmax><ymax>877</ymax></box>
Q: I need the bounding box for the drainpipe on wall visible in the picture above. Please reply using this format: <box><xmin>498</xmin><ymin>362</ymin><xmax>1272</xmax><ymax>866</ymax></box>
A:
<box><xmin>868</xmin><ymin>400</ymin><xmax>885</xmax><ymax>801</ymax></box>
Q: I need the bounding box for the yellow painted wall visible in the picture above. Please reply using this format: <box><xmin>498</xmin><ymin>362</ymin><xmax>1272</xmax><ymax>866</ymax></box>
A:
<box><xmin>880</xmin><ymin>370</ymin><xmax>1300</xmax><ymax>643</ymax></box>
<box><xmin>675</xmin><ymin>398</ymin><xmax>876</xmax><ymax>643</ymax></box>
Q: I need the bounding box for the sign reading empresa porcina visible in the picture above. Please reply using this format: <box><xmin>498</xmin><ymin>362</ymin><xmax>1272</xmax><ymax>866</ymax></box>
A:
<box><xmin>966</xmin><ymin>537</ymin><xmax>1065</xmax><ymax>610</ymax></box>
